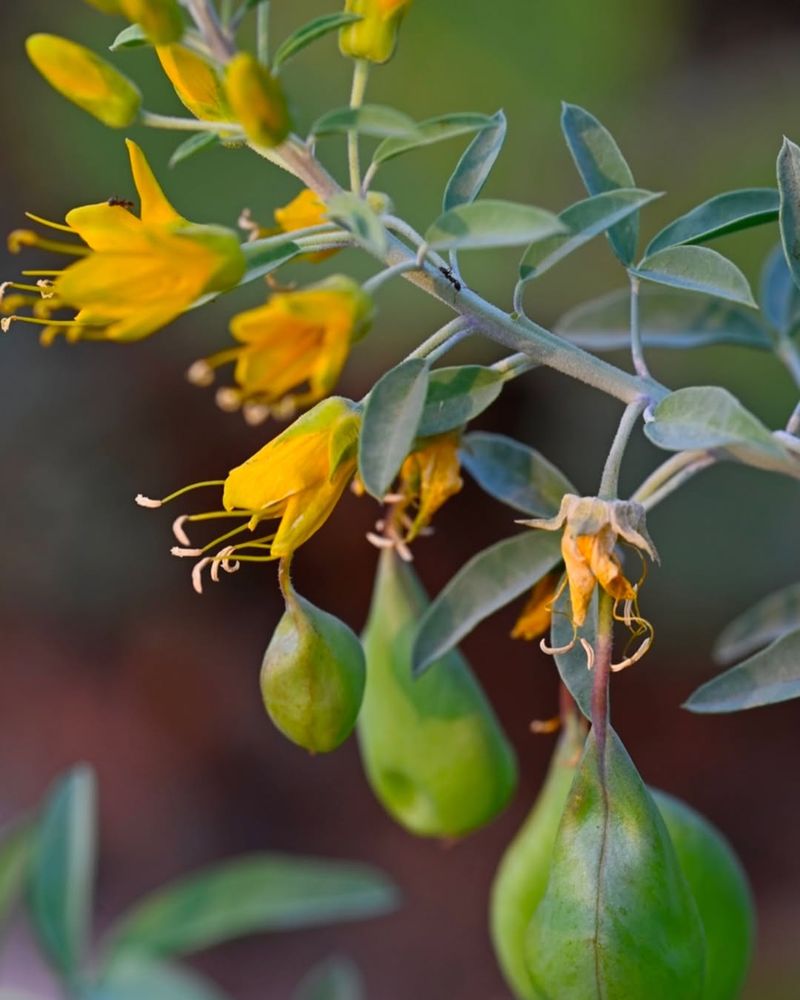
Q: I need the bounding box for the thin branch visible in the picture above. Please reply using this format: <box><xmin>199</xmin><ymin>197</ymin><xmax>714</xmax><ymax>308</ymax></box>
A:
<box><xmin>186</xmin><ymin>0</ymin><xmax>234</xmax><ymax>61</ymax></box>
<box><xmin>598</xmin><ymin>397</ymin><xmax>647</xmax><ymax>500</ymax></box>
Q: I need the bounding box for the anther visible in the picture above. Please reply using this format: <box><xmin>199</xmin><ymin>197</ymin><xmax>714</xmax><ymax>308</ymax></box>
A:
<box><xmin>171</xmin><ymin>546</ymin><xmax>204</xmax><ymax>558</ymax></box>
<box><xmin>186</xmin><ymin>360</ymin><xmax>215</xmax><ymax>387</ymax></box>
<box><xmin>540</xmin><ymin>636</ymin><xmax>576</xmax><ymax>656</ymax></box>
<box><xmin>611</xmin><ymin>635</ymin><xmax>653</xmax><ymax>673</ymax></box>
<box><xmin>135</xmin><ymin>494</ymin><xmax>162</xmax><ymax>508</ymax></box>
<box><xmin>36</xmin><ymin>280</ymin><xmax>55</xmax><ymax>299</ymax></box>
<box><xmin>215</xmin><ymin>387</ymin><xmax>242</xmax><ymax>412</ymax></box>
<box><xmin>172</xmin><ymin>515</ymin><xmax>191</xmax><ymax>546</ymax></box>
<box><xmin>243</xmin><ymin>402</ymin><xmax>270</xmax><ymax>426</ymax></box>
<box><xmin>530</xmin><ymin>717</ymin><xmax>561</xmax><ymax>735</ymax></box>
<box><xmin>366</xmin><ymin>531</ymin><xmax>394</xmax><ymax>549</ymax></box>
<box><xmin>580</xmin><ymin>637</ymin><xmax>595</xmax><ymax>671</ymax></box>
<box><xmin>191</xmin><ymin>557</ymin><xmax>213</xmax><ymax>595</ymax></box>
<box><xmin>1</xmin><ymin>317</ymin><xmax>14</xmax><ymax>333</ymax></box>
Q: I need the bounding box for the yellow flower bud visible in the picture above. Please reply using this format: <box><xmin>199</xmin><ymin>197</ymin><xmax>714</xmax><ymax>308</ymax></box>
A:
<box><xmin>225</xmin><ymin>52</ymin><xmax>290</xmax><ymax>149</ymax></box>
<box><xmin>26</xmin><ymin>34</ymin><xmax>141</xmax><ymax>128</ymax></box>
<box><xmin>156</xmin><ymin>44</ymin><xmax>232</xmax><ymax>122</ymax></box>
<box><xmin>120</xmin><ymin>0</ymin><xmax>184</xmax><ymax>44</ymax></box>
<box><xmin>339</xmin><ymin>0</ymin><xmax>413</xmax><ymax>64</ymax></box>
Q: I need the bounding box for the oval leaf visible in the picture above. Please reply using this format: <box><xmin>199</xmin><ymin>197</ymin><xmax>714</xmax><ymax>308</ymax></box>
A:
<box><xmin>551</xmin><ymin>583</ymin><xmax>594</xmax><ymax>719</ymax></box>
<box><xmin>417</xmin><ymin>366</ymin><xmax>506</xmax><ymax>437</ymax></box>
<box><xmin>687</xmin><ymin>628</ymin><xmax>800</xmax><ymax>713</ymax></box>
<box><xmin>556</xmin><ymin>286</ymin><xmax>770</xmax><ymax>352</ymax></box>
<box><xmin>169</xmin><ymin>132</ymin><xmax>218</xmax><ymax>169</ymax></box>
<box><xmin>412</xmin><ymin>531</ymin><xmax>562</xmax><ymax>674</ymax></box>
<box><xmin>760</xmin><ymin>242</ymin><xmax>800</xmax><ymax>336</ymax></box>
<box><xmin>527</xmin><ymin>729</ymin><xmax>706</xmax><ymax>999</ymax></box>
<box><xmin>425</xmin><ymin>200</ymin><xmax>566</xmax><ymax>252</ymax></box>
<box><xmin>90</xmin><ymin>958</ymin><xmax>231</xmax><ymax>1000</ymax></box>
<box><xmin>240</xmin><ymin>239</ymin><xmax>301</xmax><ymax>285</ymax></box>
<box><xmin>519</xmin><ymin>188</ymin><xmax>661</xmax><ymax>283</ymax></box>
<box><xmin>372</xmin><ymin>113</ymin><xmax>494</xmax><ymax>168</ymax></box>
<box><xmin>443</xmin><ymin>110</ymin><xmax>507</xmax><ymax>213</ymax></box>
<box><xmin>777</xmin><ymin>137</ymin><xmax>800</xmax><ymax>291</ymax></box>
<box><xmin>560</xmin><ymin>102</ymin><xmax>639</xmax><ymax>264</ymax></box>
<box><xmin>104</xmin><ymin>855</ymin><xmax>398</xmax><ymax>961</ymax></box>
<box><xmin>273</xmin><ymin>13</ymin><xmax>363</xmax><ymax>71</ymax></box>
<box><xmin>459</xmin><ymin>432</ymin><xmax>574</xmax><ymax>515</ymax></box>
<box><xmin>714</xmin><ymin>582</ymin><xmax>800</xmax><ymax>665</ymax></box>
<box><xmin>311</xmin><ymin>105</ymin><xmax>417</xmax><ymax>139</ymax></box>
<box><xmin>631</xmin><ymin>245</ymin><xmax>756</xmax><ymax>307</ymax></box>
<box><xmin>293</xmin><ymin>957</ymin><xmax>364</xmax><ymax>1000</ymax></box>
<box><xmin>29</xmin><ymin>766</ymin><xmax>96</xmax><ymax>979</ymax></box>
<box><xmin>109</xmin><ymin>24</ymin><xmax>150</xmax><ymax>51</ymax></box>
<box><xmin>358</xmin><ymin>359</ymin><xmax>430</xmax><ymax>499</ymax></box>
<box><xmin>326</xmin><ymin>193</ymin><xmax>386</xmax><ymax>256</ymax></box>
<box><xmin>646</xmin><ymin>188</ymin><xmax>779</xmax><ymax>257</ymax></box>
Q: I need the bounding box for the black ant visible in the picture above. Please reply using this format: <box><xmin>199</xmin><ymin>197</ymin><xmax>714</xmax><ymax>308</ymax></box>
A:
<box><xmin>438</xmin><ymin>264</ymin><xmax>462</xmax><ymax>292</ymax></box>
<box><xmin>107</xmin><ymin>196</ymin><xmax>135</xmax><ymax>211</ymax></box>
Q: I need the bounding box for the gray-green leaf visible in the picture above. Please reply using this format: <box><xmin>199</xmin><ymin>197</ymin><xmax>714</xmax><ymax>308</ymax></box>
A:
<box><xmin>760</xmin><ymin>243</ymin><xmax>800</xmax><ymax>336</ymax></box>
<box><xmin>412</xmin><ymin>531</ymin><xmax>562</xmax><ymax>674</ymax></box>
<box><xmin>443</xmin><ymin>111</ymin><xmax>507</xmax><ymax>213</ymax></box>
<box><xmin>417</xmin><ymin>366</ymin><xmax>506</xmax><ymax>437</ymax></box>
<box><xmin>29</xmin><ymin>766</ymin><xmax>96</xmax><ymax>980</ymax></box>
<box><xmin>109</xmin><ymin>24</ymin><xmax>150</xmax><ymax>51</ymax></box>
<box><xmin>169</xmin><ymin>132</ymin><xmax>218</xmax><ymax>169</ymax></box>
<box><xmin>551</xmin><ymin>584</ymin><xmax>594</xmax><ymax>720</ymax></box>
<box><xmin>326</xmin><ymin>193</ymin><xmax>386</xmax><ymax>256</ymax></box>
<box><xmin>104</xmin><ymin>854</ymin><xmax>398</xmax><ymax>961</ymax></box>
<box><xmin>425</xmin><ymin>201</ymin><xmax>566</xmax><ymax>252</ymax></box>
<box><xmin>686</xmin><ymin>628</ymin><xmax>800</xmax><ymax>713</ymax></box>
<box><xmin>645</xmin><ymin>188</ymin><xmax>779</xmax><ymax>257</ymax></box>
<box><xmin>311</xmin><ymin>105</ymin><xmax>417</xmax><ymax>139</ymax></box>
<box><xmin>372</xmin><ymin>113</ymin><xmax>494</xmax><ymax>168</ymax></box>
<box><xmin>293</xmin><ymin>957</ymin><xmax>364</xmax><ymax>1000</ymax></box>
<box><xmin>560</xmin><ymin>102</ymin><xmax>638</xmax><ymax>265</ymax></box>
<box><xmin>519</xmin><ymin>189</ymin><xmax>661</xmax><ymax>282</ymax></box>
<box><xmin>273</xmin><ymin>13</ymin><xmax>362</xmax><ymax>71</ymax></box>
<box><xmin>631</xmin><ymin>246</ymin><xmax>756</xmax><ymax>307</ymax></box>
<box><xmin>359</xmin><ymin>359</ymin><xmax>430</xmax><ymax>499</ymax></box>
<box><xmin>240</xmin><ymin>239</ymin><xmax>301</xmax><ymax>284</ymax></box>
<box><xmin>459</xmin><ymin>432</ymin><xmax>574</xmax><ymax>515</ymax></box>
<box><xmin>713</xmin><ymin>582</ymin><xmax>800</xmax><ymax>665</ymax></box>
<box><xmin>777</xmin><ymin>137</ymin><xmax>800</xmax><ymax>291</ymax></box>
<box><xmin>88</xmin><ymin>958</ymin><xmax>231</xmax><ymax>1000</ymax></box>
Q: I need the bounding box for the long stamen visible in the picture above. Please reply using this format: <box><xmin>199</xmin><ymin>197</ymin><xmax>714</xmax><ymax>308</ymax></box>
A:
<box><xmin>1</xmin><ymin>315</ymin><xmax>94</xmax><ymax>334</ymax></box>
<box><xmin>24</xmin><ymin>212</ymin><xmax>75</xmax><ymax>233</ymax></box>
<box><xmin>8</xmin><ymin>230</ymin><xmax>89</xmax><ymax>256</ymax></box>
<box><xmin>135</xmin><ymin>481</ymin><xmax>226</xmax><ymax>508</ymax></box>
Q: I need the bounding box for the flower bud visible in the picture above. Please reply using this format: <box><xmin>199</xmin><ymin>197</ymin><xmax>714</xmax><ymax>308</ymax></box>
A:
<box><xmin>261</xmin><ymin>583</ymin><xmax>366</xmax><ymax>753</ymax></box>
<box><xmin>339</xmin><ymin>0</ymin><xmax>413</xmax><ymax>64</ymax></box>
<box><xmin>26</xmin><ymin>34</ymin><xmax>141</xmax><ymax>128</ymax></box>
<box><xmin>225</xmin><ymin>52</ymin><xmax>290</xmax><ymax>149</ymax></box>
<box><xmin>120</xmin><ymin>0</ymin><xmax>184</xmax><ymax>44</ymax></box>
<box><xmin>156</xmin><ymin>44</ymin><xmax>232</xmax><ymax>122</ymax></box>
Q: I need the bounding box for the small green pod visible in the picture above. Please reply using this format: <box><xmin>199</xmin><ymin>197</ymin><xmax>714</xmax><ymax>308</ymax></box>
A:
<box><xmin>653</xmin><ymin>791</ymin><xmax>755</xmax><ymax>1000</ymax></box>
<box><xmin>490</xmin><ymin>714</ymin><xmax>585</xmax><ymax>1000</ymax></box>
<box><xmin>261</xmin><ymin>585</ymin><xmax>365</xmax><ymax>754</ymax></box>
<box><xmin>359</xmin><ymin>549</ymin><xmax>517</xmax><ymax>838</ymax></box>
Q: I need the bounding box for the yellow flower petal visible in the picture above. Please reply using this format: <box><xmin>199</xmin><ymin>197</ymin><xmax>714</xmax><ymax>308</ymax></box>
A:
<box><xmin>511</xmin><ymin>572</ymin><xmax>561</xmax><ymax>641</ymax></box>
<box><xmin>125</xmin><ymin>139</ymin><xmax>184</xmax><ymax>226</ymax></box>
<box><xmin>156</xmin><ymin>44</ymin><xmax>232</xmax><ymax>122</ymax></box>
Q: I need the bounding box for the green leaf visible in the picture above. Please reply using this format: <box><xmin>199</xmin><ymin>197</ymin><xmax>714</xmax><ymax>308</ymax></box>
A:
<box><xmin>644</xmin><ymin>385</ymin><xmax>799</xmax><ymax>477</ymax></box>
<box><xmin>326</xmin><ymin>192</ymin><xmax>386</xmax><ymax>256</ymax></box>
<box><xmin>686</xmin><ymin>628</ymin><xmax>800</xmax><ymax>714</ymax></box>
<box><xmin>526</xmin><ymin>728</ymin><xmax>706</xmax><ymax>1000</ymax></box>
<box><xmin>631</xmin><ymin>245</ymin><xmax>756</xmax><ymax>307</ymax></box>
<box><xmin>645</xmin><ymin>188</ymin><xmax>779</xmax><ymax>256</ymax></box>
<box><xmin>240</xmin><ymin>240</ymin><xmax>301</xmax><ymax>284</ymax></box>
<box><xmin>371</xmin><ymin>113</ymin><xmax>494</xmax><ymax>168</ymax></box>
<box><xmin>556</xmin><ymin>286</ymin><xmax>771</xmax><ymax>352</ymax></box>
<box><xmin>777</xmin><ymin>136</ymin><xmax>800</xmax><ymax>291</ymax></box>
<box><xmin>412</xmin><ymin>531</ymin><xmax>563</xmax><ymax>674</ymax></box>
<box><xmin>273</xmin><ymin>13</ymin><xmax>362</xmax><ymax>70</ymax></box>
<box><xmin>425</xmin><ymin>200</ymin><xmax>566</xmax><ymax>252</ymax></box>
<box><xmin>560</xmin><ymin>102</ymin><xmax>639</xmax><ymax>264</ymax></box>
<box><xmin>357</xmin><ymin>359</ymin><xmax>430</xmax><ymax>499</ymax></box>
<box><xmin>109</xmin><ymin>24</ymin><xmax>150</xmax><ymax>51</ymax></box>
<box><xmin>714</xmin><ymin>582</ymin><xmax>800</xmax><ymax>665</ymax></box>
<box><xmin>0</xmin><ymin>821</ymin><xmax>33</xmax><ymax>932</ymax></box>
<box><xmin>88</xmin><ymin>958</ymin><xmax>231</xmax><ymax>1000</ymax></box>
<box><xmin>519</xmin><ymin>189</ymin><xmax>661</xmax><ymax>282</ymax></box>
<box><xmin>417</xmin><ymin>366</ymin><xmax>506</xmax><ymax>437</ymax></box>
<box><xmin>104</xmin><ymin>854</ymin><xmax>398</xmax><ymax>961</ymax></box>
<box><xmin>550</xmin><ymin>584</ymin><xmax>594</xmax><ymax>720</ymax></box>
<box><xmin>443</xmin><ymin>110</ymin><xmax>507</xmax><ymax>213</ymax></box>
<box><xmin>29</xmin><ymin>766</ymin><xmax>96</xmax><ymax>980</ymax></box>
<box><xmin>292</xmin><ymin>957</ymin><xmax>364</xmax><ymax>1000</ymax></box>
<box><xmin>169</xmin><ymin>132</ymin><xmax>218</xmax><ymax>169</ymax></box>
<box><xmin>760</xmin><ymin>243</ymin><xmax>800</xmax><ymax>336</ymax></box>
<box><xmin>311</xmin><ymin>105</ymin><xmax>417</xmax><ymax>139</ymax></box>
<box><xmin>459</xmin><ymin>432</ymin><xmax>574</xmax><ymax>515</ymax></box>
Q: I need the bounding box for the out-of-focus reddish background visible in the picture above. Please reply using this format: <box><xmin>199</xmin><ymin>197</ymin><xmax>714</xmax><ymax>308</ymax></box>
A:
<box><xmin>1</xmin><ymin>1</ymin><xmax>799</xmax><ymax>996</ymax></box>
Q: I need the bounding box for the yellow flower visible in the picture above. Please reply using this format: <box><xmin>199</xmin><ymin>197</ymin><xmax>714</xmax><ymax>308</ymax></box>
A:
<box><xmin>26</xmin><ymin>34</ymin><xmax>141</xmax><ymax>128</ymax></box>
<box><xmin>156</xmin><ymin>44</ymin><xmax>232</xmax><ymax>122</ymax></box>
<box><xmin>137</xmin><ymin>397</ymin><xmax>361</xmax><ymax>591</ymax></box>
<box><xmin>225</xmin><ymin>52</ymin><xmax>290</xmax><ymax>148</ymax></box>
<box><xmin>340</xmin><ymin>0</ymin><xmax>413</xmax><ymax>63</ymax></box>
<box><xmin>520</xmin><ymin>494</ymin><xmax>657</xmax><ymax>670</ymax></box>
<box><xmin>2</xmin><ymin>140</ymin><xmax>245</xmax><ymax>343</ymax></box>
<box><xmin>275</xmin><ymin>189</ymin><xmax>328</xmax><ymax>233</ymax></box>
<box><xmin>188</xmin><ymin>276</ymin><xmax>373</xmax><ymax>422</ymax></box>
<box><xmin>393</xmin><ymin>432</ymin><xmax>463</xmax><ymax>542</ymax></box>
<box><xmin>511</xmin><ymin>572</ymin><xmax>562</xmax><ymax>642</ymax></box>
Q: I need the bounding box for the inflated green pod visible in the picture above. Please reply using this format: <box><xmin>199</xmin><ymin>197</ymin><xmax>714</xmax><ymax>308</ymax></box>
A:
<box><xmin>261</xmin><ymin>584</ymin><xmax>365</xmax><ymax>754</ymax></box>
<box><xmin>359</xmin><ymin>549</ymin><xmax>517</xmax><ymax>838</ymax></box>
<box><xmin>490</xmin><ymin>713</ymin><xmax>585</xmax><ymax>999</ymax></box>
<box><xmin>653</xmin><ymin>790</ymin><xmax>755</xmax><ymax>1000</ymax></box>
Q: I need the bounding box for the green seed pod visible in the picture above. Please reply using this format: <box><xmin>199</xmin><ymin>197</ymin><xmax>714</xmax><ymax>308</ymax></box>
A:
<box><xmin>359</xmin><ymin>549</ymin><xmax>517</xmax><ymax>838</ymax></box>
<box><xmin>490</xmin><ymin>714</ymin><xmax>585</xmax><ymax>1000</ymax></box>
<box><xmin>261</xmin><ymin>583</ymin><xmax>365</xmax><ymax>754</ymax></box>
<box><xmin>653</xmin><ymin>790</ymin><xmax>755</xmax><ymax>1000</ymax></box>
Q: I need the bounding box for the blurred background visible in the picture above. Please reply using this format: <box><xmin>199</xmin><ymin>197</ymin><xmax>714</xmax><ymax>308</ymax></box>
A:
<box><xmin>1</xmin><ymin>1</ymin><xmax>799</xmax><ymax>996</ymax></box>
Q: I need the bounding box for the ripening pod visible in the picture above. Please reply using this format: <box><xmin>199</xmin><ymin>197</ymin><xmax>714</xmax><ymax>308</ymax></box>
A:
<box><xmin>261</xmin><ymin>583</ymin><xmax>366</xmax><ymax>754</ymax></box>
<box><xmin>490</xmin><ymin>714</ymin><xmax>585</xmax><ymax>1000</ymax></box>
<box><xmin>225</xmin><ymin>53</ymin><xmax>290</xmax><ymax>149</ymax></box>
<box><xmin>339</xmin><ymin>0</ymin><xmax>413</xmax><ymax>64</ymax></box>
<box><xmin>26</xmin><ymin>34</ymin><xmax>142</xmax><ymax>128</ymax></box>
<box><xmin>120</xmin><ymin>0</ymin><xmax>184</xmax><ymax>44</ymax></box>
<box><xmin>359</xmin><ymin>550</ymin><xmax>517</xmax><ymax>838</ymax></box>
<box><xmin>653</xmin><ymin>790</ymin><xmax>755</xmax><ymax>1000</ymax></box>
